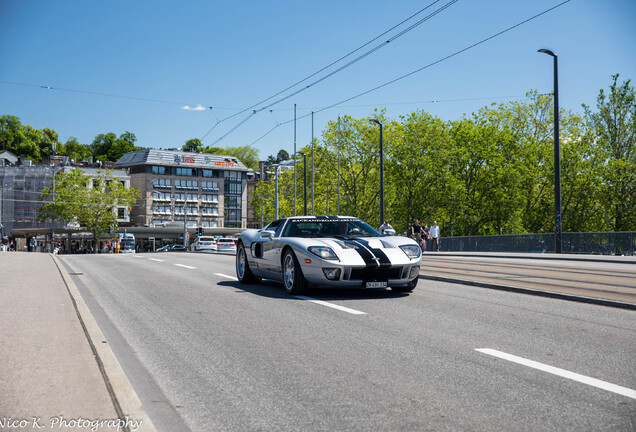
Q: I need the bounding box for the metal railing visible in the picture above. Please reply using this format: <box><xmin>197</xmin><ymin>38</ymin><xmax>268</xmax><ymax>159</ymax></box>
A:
<box><xmin>438</xmin><ymin>232</ymin><xmax>636</xmax><ymax>256</ymax></box>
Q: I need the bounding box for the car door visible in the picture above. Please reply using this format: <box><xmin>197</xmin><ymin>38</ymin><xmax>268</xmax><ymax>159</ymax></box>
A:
<box><xmin>257</xmin><ymin>220</ymin><xmax>286</xmax><ymax>280</ymax></box>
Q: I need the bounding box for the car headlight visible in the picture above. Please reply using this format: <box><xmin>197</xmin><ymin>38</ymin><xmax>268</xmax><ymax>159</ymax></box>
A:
<box><xmin>399</xmin><ymin>244</ymin><xmax>421</xmax><ymax>259</ymax></box>
<box><xmin>308</xmin><ymin>246</ymin><xmax>339</xmax><ymax>261</ymax></box>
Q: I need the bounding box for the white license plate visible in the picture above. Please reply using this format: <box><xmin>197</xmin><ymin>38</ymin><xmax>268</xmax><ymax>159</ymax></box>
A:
<box><xmin>366</xmin><ymin>281</ymin><xmax>388</xmax><ymax>288</ymax></box>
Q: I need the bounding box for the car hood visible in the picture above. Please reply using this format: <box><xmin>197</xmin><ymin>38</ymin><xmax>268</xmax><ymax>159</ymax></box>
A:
<box><xmin>304</xmin><ymin>236</ymin><xmax>420</xmax><ymax>266</ymax></box>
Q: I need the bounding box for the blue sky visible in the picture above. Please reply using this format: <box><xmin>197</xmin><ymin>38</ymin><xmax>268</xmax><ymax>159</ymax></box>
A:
<box><xmin>1</xmin><ymin>0</ymin><xmax>634</xmax><ymax>161</ymax></box>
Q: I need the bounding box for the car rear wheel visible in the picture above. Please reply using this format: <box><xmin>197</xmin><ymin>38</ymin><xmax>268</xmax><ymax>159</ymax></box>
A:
<box><xmin>283</xmin><ymin>249</ymin><xmax>307</xmax><ymax>295</ymax></box>
<box><xmin>236</xmin><ymin>242</ymin><xmax>261</xmax><ymax>284</ymax></box>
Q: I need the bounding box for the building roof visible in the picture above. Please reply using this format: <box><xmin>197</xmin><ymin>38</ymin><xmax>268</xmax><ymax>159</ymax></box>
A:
<box><xmin>115</xmin><ymin>149</ymin><xmax>249</xmax><ymax>171</ymax></box>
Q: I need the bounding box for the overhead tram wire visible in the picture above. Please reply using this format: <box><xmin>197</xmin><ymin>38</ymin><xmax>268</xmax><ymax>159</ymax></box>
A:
<box><xmin>253</xmin><ymin>0</ymin><xmax>459</xmax><ymax>113</ymax></box>
<box><xmin>246</xmin><ymin>0</ymin><xmax>572</xmax><ymax>147</ymax></box>
<box><xmin>200</xmin><ymin>0</ymin><xmax>459</xmax><ymax>142</ymax></box>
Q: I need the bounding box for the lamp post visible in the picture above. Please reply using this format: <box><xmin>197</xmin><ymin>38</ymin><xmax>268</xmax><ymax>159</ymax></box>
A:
<box><xmin>266</xmin><ymin>164</ymin><xmax>281</xmax><ymax>220</ymax></box>
<box><xmin>369</xmin><ymin>119</ymin><xmax>385</xmax><ymax>226</ymax></box>
<box><xmin>538</xmin><ymin>48</ymin><xmax>562</xmax><ymax>254</ymax></box>
<box><xmin>297</xmin><ymin>151</ymin><xmax>307</xmax><ymax>215</ymax></box>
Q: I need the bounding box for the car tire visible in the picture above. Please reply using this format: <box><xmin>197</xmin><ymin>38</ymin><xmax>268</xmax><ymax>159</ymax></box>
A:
<box><xmin>391</xmin><ymin>277</ymin><xmax>418</xmax><ymax>293</ymax></box>
<box><xmin>283</xmin><ymin>249</ymin><xmax>308</xmax><ymax>295</ymax></box>
<box><xmin>236</xmin><ymin>242</ymin><xmax>261</xmax><ymax>284</ymax></box>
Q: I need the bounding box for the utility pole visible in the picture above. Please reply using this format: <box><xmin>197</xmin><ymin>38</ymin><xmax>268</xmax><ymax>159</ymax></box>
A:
<box><xmin>311</xmin><ymin>111</ymin><xmax>315</xmax><ymax>216</ymax></box>
<box><xmin>293</xmin><ymin>103</ymin><xmax>297</xmax><ymax>216</ymax></box>
<box><xmin>337</xmin><ymin>116</ymin><xmax>341</xmax><ymax>216</ymax></box>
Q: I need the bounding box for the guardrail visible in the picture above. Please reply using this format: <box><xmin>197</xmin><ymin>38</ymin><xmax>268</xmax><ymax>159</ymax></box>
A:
<box><xmin>439</xmin><ymin>232</ymin><xmax>636</xmax><ymax>256</ymax></box>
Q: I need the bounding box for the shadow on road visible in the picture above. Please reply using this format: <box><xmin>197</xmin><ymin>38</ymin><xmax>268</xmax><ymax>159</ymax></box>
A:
<box><xmin>217</xmin><ymin>279</ymin><xmax>411</xmax><ymax>301</ymax></box>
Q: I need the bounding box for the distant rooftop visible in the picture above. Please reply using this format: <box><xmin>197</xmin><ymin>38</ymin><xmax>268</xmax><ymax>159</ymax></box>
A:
<box><xmin>115</xmin><ymin>149</ymin><xmax>249</xmax><ymax>171</ymax></box>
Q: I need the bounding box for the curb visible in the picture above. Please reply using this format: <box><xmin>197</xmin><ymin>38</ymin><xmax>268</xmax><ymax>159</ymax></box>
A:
<box><xmin>427</xmin><ymin>252</ymin><xmax>636</xmax><ymax>265</ymax></box>
<box><xmin>51</xmin><ymin>254</ymin><xmax>157</xmax><ymax>432</ymax></box>
<box><xmin>419</xmin><ymin>274</ymin><xmax>636</xmax><ymax>311</ymax></box>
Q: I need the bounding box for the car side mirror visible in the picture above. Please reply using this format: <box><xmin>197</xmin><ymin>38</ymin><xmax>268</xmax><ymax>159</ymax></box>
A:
<box><xmin>383</xmin><ymin>229</ymin><xmax>396</xmax><ymax>236</ymax></box>
<box><xmin>261</xmin><ymin>230</ymin><xmax>275</xmax><ymax>239</ymax></box>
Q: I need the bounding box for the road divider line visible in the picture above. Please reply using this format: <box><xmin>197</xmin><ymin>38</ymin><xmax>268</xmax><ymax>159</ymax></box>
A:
<box><xmin>215</xmin><ymin>273</ymin><xmax>238</xmax><ymax>280</ymax></box>
<box><xmin>476</xmin><ymin>348</ymin><xmax>636</xmax><ymax>400</ymax></box>
<box><xmin>175</xmin><ymin>264</ymin><xmax>196</xmax><ymax>269</ymax></box>
<box><xmin>295</xmin><ymin>296</ymin><xmax>367</xmax><ymax>315</ymax></box>
<box><xmin>213</xmin><ymin>274</ymin><xmax>367</xmax><ymax>315</ymax></box>
<box><xmin>149</xmin><ymin>258</ymin><xmax>163</xmax><ymax>262</ymax></box>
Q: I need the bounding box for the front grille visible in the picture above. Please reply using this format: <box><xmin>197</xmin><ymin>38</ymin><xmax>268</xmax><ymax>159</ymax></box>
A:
<box><xmin>348</xmin><ymin>266</ymin><xmax>403</xmax><ymax>281</ymax></box>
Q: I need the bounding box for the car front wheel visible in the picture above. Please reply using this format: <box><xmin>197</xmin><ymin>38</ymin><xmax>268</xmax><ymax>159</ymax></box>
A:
<box><xmin>283</xmin><ymin>249</ymin><xmax>307</xmax><ymax>295</ymax></box>
<box><xmin>236</xmin><ymin>242</ymin><xmax>261</xmax><ymax>284</ymax></box>
<box><xmin>391</xmin><ymin>277</ymin><xmax>418</xmax><ymax>293</ymax></box>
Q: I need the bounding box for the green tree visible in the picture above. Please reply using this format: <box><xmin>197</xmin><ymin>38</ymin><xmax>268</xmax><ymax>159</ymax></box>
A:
<box><xmin>61</xmin><ymin>137</ymin><xmax>92</xmax><ymax>162</ymax></box>
<box><xmin>0</xmin><ymin>115</ymin><xmax>42</xmax><ymax>162</ymax></box>
<box><xmin>224</xmin><ymin>146</ymin><xmax>259</xmax><ymax>170</ymax></box>
<box><xmin>584</xmin><ymin>74</ymin><xmax>636</xmax><ymax>231</ymax></box>
<box><xmin>183</xmin><ymin>138</ymin><xmax>204</xmax><ymax>153</ymax></box>
<box><xmin>39</xmin><ymin>168</ymin><xmax>141</xmax><ymax>252</ymax></box>
<box><xmin>90</xmin><ymin>131</ymin><xmax>140</xmax><ymax>162</ymax></box>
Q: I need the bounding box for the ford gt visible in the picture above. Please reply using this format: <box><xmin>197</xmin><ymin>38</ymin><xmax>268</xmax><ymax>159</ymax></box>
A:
<box><xmin>235</xmin><ymin>216</ymin><xmax>421</xmax><ymax>294</ymax></box>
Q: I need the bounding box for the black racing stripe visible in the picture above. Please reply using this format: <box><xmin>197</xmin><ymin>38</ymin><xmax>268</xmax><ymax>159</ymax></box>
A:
<box><xmin>355</xmin><ymin>238</ymin><xmax>392</xmax><ymax>266</ymax></box>
<box><xmin>344</xmin><ymin>240</ymin><xmax>379</xmax><ymax>268</ymax></box>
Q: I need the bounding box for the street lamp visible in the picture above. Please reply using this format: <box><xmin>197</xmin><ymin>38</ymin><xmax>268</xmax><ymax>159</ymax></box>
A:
<box><xmin>297</xmin><ymin>151</ymin><xmax>308</xmax><ymax>216</ymax></box>
<box><xmin>369</xmin><ymin>119</ymin><xmax>385</xmax><ymax>226</ymax></box>
<box><xmin>538</xmin><ymin>48</ymin><xmax>562</xmax><ymax>254</ymax></box>
<box><xmin>266</xmin><ymin>164</ymin><xmax>281</xmax><ymax>220</ymax></box>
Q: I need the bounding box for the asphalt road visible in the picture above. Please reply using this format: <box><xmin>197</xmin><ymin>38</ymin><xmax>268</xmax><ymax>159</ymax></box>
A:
<box><xmin>58</xmin><ymin>252</ymin><xmax>636</xmax><ymax>432</ymax></box>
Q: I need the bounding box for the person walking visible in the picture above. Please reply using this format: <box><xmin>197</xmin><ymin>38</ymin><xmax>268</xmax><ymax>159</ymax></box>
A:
<box><xmin>429</xmin><ymin>220</ymin><xmax>440</xmax><ymax>251</ymax></box>
<box><xmin>421</xmin><ymin>222</ymin><xmax>430</xmax><ymax>252</ymax></box>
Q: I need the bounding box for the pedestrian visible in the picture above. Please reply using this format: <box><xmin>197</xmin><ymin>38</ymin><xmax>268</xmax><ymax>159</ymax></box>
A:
<box><xmin>379</xmin><ymin>220</ymin><xmax>393</xmax><ymax>235</ymax></box>
<box><xmin>411</xmin><ymin>219</ymin><xmax>423</xmax><ymax>246</ymax></box>
<box><xmin>421</xmin><ymin>222</ymin><xmax>430</xmax><ymax>252</ymax></box>
<box><xmin>429</xmin><ymin>220</ymin><xmax>440</xmax><ymax>251</ymax></box>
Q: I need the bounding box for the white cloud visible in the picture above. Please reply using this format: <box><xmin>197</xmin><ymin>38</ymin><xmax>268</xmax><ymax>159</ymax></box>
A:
<box><xmin>182</xmin><ymin>104</ymin><xmax>206</xmax><ymax>111</ymax></box>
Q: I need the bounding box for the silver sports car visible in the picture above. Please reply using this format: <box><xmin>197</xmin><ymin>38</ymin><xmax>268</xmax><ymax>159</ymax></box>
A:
<box><xmin>235</xmin><ymin>216</ymin><xmax>422</xmax><ymax>294</ymax></box>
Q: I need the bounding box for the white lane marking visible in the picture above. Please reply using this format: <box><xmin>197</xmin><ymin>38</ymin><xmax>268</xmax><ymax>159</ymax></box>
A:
<box><xmin>133</xmin><ymin>255</ymin><xmax>144</xmax><ymax>258</ymax></box>
<box><xmin>213</xmin><ymin>274</ymin><xmax>367</xmax><ymax>315</ymax></box>
<box><xmin>476</xmin><ymin>348</ymin><xmax>636</xmax><ymax>400</ymax></box>
<box><xmin>175</xmin><ymin>264</ymin><xmax>196</xmax><ymax>269</ymax></box>
<box><xmin>215</xmin><ymin>273</ymin><xmax>238</xmax><ymax>280</ymax></box>
<box><xmin>295</xmin><ymin>296</ymin><xmax>367</xmax><ymax>315</ymax></box>
<box><xmin>149</xmin><ymin>258</ymin><xmax>164</xmax><ymax>262</ymax></box>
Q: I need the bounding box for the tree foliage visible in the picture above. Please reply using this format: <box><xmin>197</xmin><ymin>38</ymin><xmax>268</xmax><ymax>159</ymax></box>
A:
<box><xmin>252</xmin><ymin>76</ymin><xmax>634</xmax><ymax>235</ymax></box>
<box><xmin>90</xmin><ymin>131</ymin><xmax>140</xmax><ymax>161</ymax></box>
<box><xmin>39</xmin><ymin>168</ymin><xmax>141</xmax><ymax>251</ymax></box>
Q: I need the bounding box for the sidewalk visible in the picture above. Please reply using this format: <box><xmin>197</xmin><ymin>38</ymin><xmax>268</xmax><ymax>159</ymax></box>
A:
<box><xmin>0</xmin><ymin>252</ymin><xmax>153</xmax><ymax>432</ymax></box>
<box><xmin>419</xmin><ymin>252</ymin><xmax>636</xmax><ymax>310</ymax></box>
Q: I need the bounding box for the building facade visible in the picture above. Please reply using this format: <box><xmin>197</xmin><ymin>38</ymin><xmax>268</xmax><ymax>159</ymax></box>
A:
<box><xmin>0</xmin><ymin>154</ymin><xmax>130</xmax><ymax>238</ymax></box>
<box><xmin>115</xmin><ymin>149</ymin><xmax>250</xmax><ymax>229</ymax></box>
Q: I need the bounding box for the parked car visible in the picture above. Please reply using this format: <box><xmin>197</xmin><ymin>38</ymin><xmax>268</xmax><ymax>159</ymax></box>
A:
<box><xmin>236</xmin><ymin>216</ymin><xmax>421</xmax><ymax>294</ymax></box>
<box><xmin>216</xmin><ymin>237</ymin><xmax>237</xmax><ymax>253</ymax></box>
<box><xmin>156</xmin><ymin>244</ymin><xmax>188</xmax><ymax>252</ymax></box>
<box><xmin>190</xmin><ymin>236</ymin><xmax>217</xmax><ymax>252</ymax></box>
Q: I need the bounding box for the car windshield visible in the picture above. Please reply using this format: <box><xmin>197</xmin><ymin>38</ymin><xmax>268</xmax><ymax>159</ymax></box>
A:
<box><xmin>282</xmin><ymin>219</ymin><xmax>381</xmax><ymax>238</ymax></box>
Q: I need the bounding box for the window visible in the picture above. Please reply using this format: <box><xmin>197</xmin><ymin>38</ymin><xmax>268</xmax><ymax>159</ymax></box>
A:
<box><xmin>153</xmin><ymin>192</ymin><xmax>171</xmax><ymax>201</ymax></box>
<box><xmin>174</xmin><ymin>193</ymin><xmax>186</xmax><ymax>202</ymax></box>
<box><xmin>201</xmin><ymin>181</ymin><xmax>218</xmax><ymax>191</ymax></box>
<box><xmin>152</xmin><ymin>205</ymin><xmax>171</xmax><ymax>215</ymax></box>
<box><xmin>201</xmin><ymin>207</ymin><xmax>218</xmax><ymax>216</ymax></box>
<box><xmin>201</xmin><ymin>194</ymin><xmax>218</xmax><ymax>203</ymax></box>
<box><xmin>117</xmin><ymin>207</ymin><xmax>125</xmax><ymax>219</ymax></box>
<box><xmin>153</xmin><ymin>178</ymin><xmax>171</xmax><ymax>188</ymax></box>
<box><xmin>152</xmin><ymin>166</ymin><xmax>167</xmax><ymax>175</ymax></box>
<box><xmin>202</xmin><ymin>169</ymin><xmax>218</xmax><ymax>178</ymax></box>
<box><xmin>175</xmin><ymin>180</ymin><xmax>198</xmax><ymax>189</ymax></box>
<box><xmin>176</xmin><ymin>167</ymin><xmax>193</xmax><ymax>176</ymax></box>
